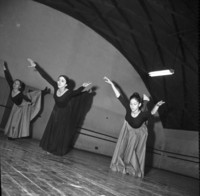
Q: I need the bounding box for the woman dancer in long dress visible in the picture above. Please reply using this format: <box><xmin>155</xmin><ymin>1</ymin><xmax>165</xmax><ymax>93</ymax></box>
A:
<box><xmin>104</xmin><ymin>76</ymin><xmax>165</xmax><ymax>178</ymax></box>
<box><xmin>27</xmin><ymin>58</ymin><xmax>92</xmax><ymax>156</ymax></box>
<box><xmin>2</xmin><ymin>61</ymin><xmax>49</xmax><ymax>140</ymax></box>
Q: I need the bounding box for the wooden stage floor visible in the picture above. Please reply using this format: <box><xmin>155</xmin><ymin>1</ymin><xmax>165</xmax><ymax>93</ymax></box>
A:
<box><xmin>0</xmin><ymin>132</ymin><xmax>199</xmax><ymax>196</ymax></box>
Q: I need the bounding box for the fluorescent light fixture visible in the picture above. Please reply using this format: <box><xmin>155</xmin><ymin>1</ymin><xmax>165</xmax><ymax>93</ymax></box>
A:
<box><xmin>148</xmin><ymin>69</ymin><xmax>174</xmax><ymax>77</ymax></box>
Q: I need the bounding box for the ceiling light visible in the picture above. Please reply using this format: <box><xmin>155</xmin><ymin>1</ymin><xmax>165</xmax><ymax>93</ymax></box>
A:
<box><xmin>148</xmin><ymin>69</ymin><xmax>174</xmax><ymax>77</ymax></box>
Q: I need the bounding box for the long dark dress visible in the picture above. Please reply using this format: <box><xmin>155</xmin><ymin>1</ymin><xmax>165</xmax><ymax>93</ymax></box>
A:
<box><xmin>4</xmin><ymin>67</ymin><xmax>42</xmax><ymax>138</ymax></box>
<box><xmin>35</xmin><ymin>64</ymin><xmax>89</xmax><ymax>156</ymax></box>
<box><xmin>110</xmin><ymin>95</ymin><xmax>152</xmax><ymax>178</ymax></box>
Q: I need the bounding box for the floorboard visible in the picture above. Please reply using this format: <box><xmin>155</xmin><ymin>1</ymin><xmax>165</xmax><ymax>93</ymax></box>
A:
<box><xmin>0</xmin><ymin>132</ymin><xmax>199</xmax><ymax>196</ymax></box>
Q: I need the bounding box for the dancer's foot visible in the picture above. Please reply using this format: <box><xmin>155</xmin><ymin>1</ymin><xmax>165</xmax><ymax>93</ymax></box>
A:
<box><xmin>42</xmin><ymin>87</ymin><xmax>51</xmax><ymax>95</ymax></box>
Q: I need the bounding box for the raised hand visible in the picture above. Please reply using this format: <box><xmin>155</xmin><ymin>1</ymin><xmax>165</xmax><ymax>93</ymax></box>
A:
<box><xmin>143</xmin><ymin>94</ymin><xmax>150</xmax><ymax>101</ymax></box>
<box><xmin>151</xmin><ymin>100</ymin><xmax>165</xmax><ymax>115</ymax></box>
<box><xmin>156</xmin><ymin>100</ymin><xmax>165</xmax><ymax>107</ymax></box>
<box><xmin>104</xmin><ymin>76</ymin><xmax>120</xmax><ymax>97</ymax></box>
<box><xmin>27</xmin><ymin>58</ymin><xmax>36</xmax><ymax>68</ymax></box>
<box><xmin>2</xmin><ymin>61</ymin><xmax>8</xmax><ymax>70</ymax></box>
<box><xmin>104</xmin><ymin>76</ymin><xmax>113</xmax><ymax>85</ymax></box>
<box><xmin>82</xmin><ymin>82</ymin><xmax>92</xmax><ymax>87</ymax></box>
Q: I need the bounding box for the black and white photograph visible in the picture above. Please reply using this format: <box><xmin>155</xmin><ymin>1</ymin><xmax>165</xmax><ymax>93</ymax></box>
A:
<box><xmin>0</xmin><ymin>0</ymin><xmax>198</xmax><ymax>195</ymax></box>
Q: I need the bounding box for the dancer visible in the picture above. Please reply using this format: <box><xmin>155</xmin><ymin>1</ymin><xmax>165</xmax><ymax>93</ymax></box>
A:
<box><xmin>104</xmin><ymin>76</ymin><xmax>165</xmax><ymax>178</ymax></box>
<box><xmin>2</xmin><ymin>61</ymin><xmax>50</xmax><ymax>140</ymax></box>
<box><xmin>27</xmin><ymin>58</ymin><xmax>92</xmax><ymax>156</ymax></box>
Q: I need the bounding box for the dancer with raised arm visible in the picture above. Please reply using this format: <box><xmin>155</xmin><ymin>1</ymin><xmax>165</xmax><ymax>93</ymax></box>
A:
<box><xmin>104</xmin><ymin>76</ymin><xmax>165</xmax><ymax>178</ymax></box>
<box><xmin>2</xmin><ymin>61</ymin><xmax>49</xmax><ymax>140</ymax></box>
<box><xmin>27</xmin><ymin>58</ymin><xmax>92</xmax><ymax>156</ymax></box>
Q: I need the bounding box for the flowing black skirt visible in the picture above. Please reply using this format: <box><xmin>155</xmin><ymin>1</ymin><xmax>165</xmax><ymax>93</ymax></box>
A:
<box><xmin>39</xmin><ymin>91</ymin><xmax>93</xmax><ymax>156</ymax></box>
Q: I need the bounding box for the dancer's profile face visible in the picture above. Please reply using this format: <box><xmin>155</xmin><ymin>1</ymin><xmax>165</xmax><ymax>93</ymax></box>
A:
<box><xmin>130</xmin><ymin>98</ymin><xmax>141</xmax><ymax>112</ymax></box>
<box><xmin>57</xmin><ymin>76</ymin><xmax>67</xmax><ymax>89</ymax></box>
<box><xmin>13</xmin><ymin>80</ymin><xmax>21</xmax><ymax>90</ymax></box>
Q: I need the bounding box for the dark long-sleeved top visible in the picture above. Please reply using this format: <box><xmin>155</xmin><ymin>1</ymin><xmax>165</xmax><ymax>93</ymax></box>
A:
<box><xmin>35</xmin><ymin>64</ymin><xmax>84</xmax><ymax>107</ymax></box>
<box><xmin>4</xmin><ymin>68</ymin><xmax>31</xmax><ymax>105</ymax></box>
<box><xmin>118</xmin><ymin>95</ymin><xmax>152</xmax><ymax>128</ymax></box>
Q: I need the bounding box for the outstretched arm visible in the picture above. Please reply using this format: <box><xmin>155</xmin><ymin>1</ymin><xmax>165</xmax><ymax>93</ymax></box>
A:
<box><xmin>104</xmin><ymin>76</ymin><xmax>130</xmax><ymax>110</ymax></box>
<box><xmin>72</xmin><ymin>81</ymin><xmax>92</xmax><ymax>96</ymax></box>
<box><xmin>151</xmin><ymin>100</ymin><xmax>165</xmax><ymax>115</ymax></box>
<box><xmin>27</xmin><ymin>58</ymin><xmax>56</xmax><ymax>88</ymax></box>
<box><xmin>104</xmin><ymin>76</ymin><xmax>120</xmax><ymax>98</ymax></box>
<box><xmin>2</xmin><ymin>61</ymin><xmax>13</xmax><ymax>89</ymax></box>
<box><xmin>82</xmin><ymin>81</ymin><xmax>92</xmax><ymax>88</ymax></box>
